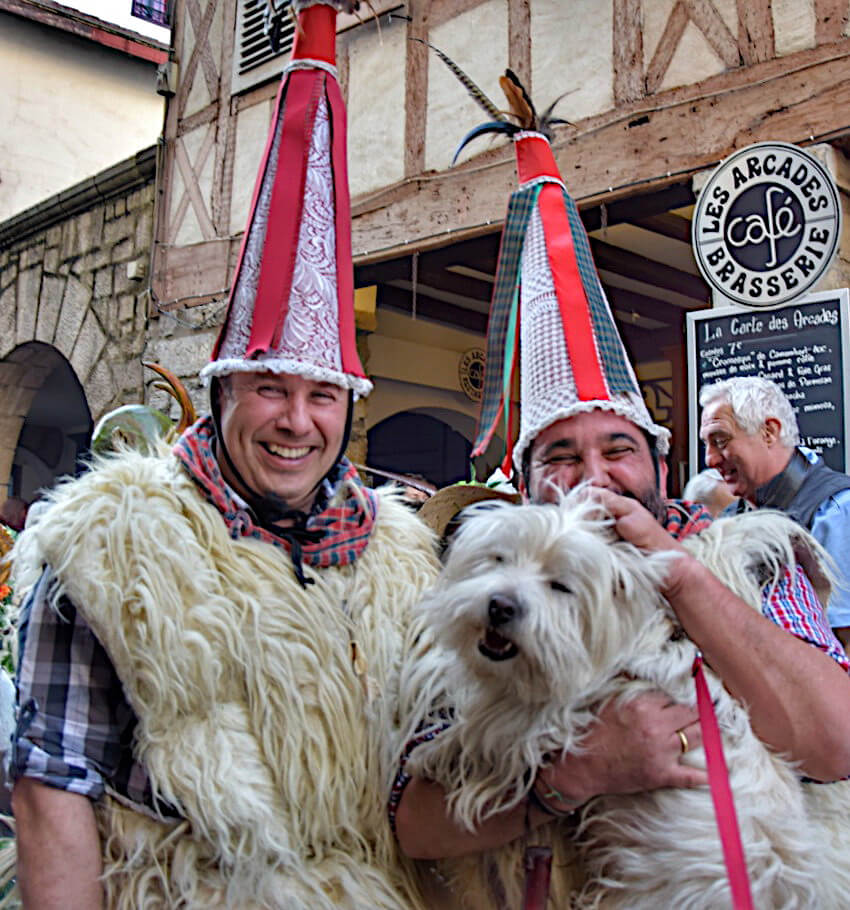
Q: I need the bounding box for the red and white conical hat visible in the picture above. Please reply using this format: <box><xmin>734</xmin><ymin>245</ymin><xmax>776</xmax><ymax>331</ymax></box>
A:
<box><xmin>202</xmin><ymin>1</ymin><xmax>372</xmax><ymax>398</ymax></box>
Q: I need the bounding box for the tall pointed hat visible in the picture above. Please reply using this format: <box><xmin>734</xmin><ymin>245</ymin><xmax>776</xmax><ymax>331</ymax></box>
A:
<box><xmin>201</xmin><ymin>0</ymin><xmax>372</xmax><ymax>398</ymax></box>
<box><xmin>467</xmin><ymin>76</ymin><xmax>670</xmax><ymax>473</ymax></box>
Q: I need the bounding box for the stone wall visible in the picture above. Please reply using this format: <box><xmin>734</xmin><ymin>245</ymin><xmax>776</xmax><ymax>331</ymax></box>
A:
<box><xmin>0</xmin><ymin>149</ymin><xmax>156</xmax><ymax>490</ymax></box>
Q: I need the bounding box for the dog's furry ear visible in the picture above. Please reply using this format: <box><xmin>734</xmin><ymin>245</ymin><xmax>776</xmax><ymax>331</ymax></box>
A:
<box><xmin>609</xmin><ymin>544</ymin><xmax>676</xmax><ymax>605</ymax></box>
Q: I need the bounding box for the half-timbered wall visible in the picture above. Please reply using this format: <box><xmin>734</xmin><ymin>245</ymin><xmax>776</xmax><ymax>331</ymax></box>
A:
<box><xmin>156</xmin><ymin>0</ymin><xmax>850</xmax><ymax>296</ymax></box>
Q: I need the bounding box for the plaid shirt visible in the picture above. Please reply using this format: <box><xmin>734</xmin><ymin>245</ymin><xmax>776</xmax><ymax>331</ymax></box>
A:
<box><xmin>12</xmin><ymin>570</ymin><xmax>179</xmax><ymax>814</ymax></box>
<box><xmin>668</xmin><ymin>501</ymin><xmax>848</xmax><ymax>670</ymax></box>
<box><xmin>388</xmin><ymin>499</ymin><xmax>849</xmax><ymax>834</ymax></box>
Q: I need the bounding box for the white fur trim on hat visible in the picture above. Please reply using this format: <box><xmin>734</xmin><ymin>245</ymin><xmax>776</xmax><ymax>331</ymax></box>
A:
<box><xmin>200</xmin><ymin>358</ymin><xmax>373</xmax><ymax>400</ymax></box>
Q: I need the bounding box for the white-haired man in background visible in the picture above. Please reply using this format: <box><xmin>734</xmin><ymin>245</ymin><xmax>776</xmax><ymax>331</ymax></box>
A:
<box><xmin>700</xmin><ymin>376</ymin><xmax>850</xmax><ymax>648</ymax></box>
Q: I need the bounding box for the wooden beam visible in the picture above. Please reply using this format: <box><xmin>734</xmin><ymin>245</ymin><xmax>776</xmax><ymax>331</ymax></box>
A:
<box><xmin>378</xmin><ymin>284</ymin><xmax>488</xmax><ymax>333</ymax></box>
<box><xmin>605</xmin><ymin>286</ymin><xmax>691</xmax><ymax>323</ymax></box>
<box><xmin>684</xmin><ymin>0</ymin><xmax>739</xmax><ymax>68</ymax></box>
<box><xmin>178</xmin><ymin>0</ymin><xmax>218</xmax><ymax>120</ymax></box>
<box><xmin>426</xmin><ymin>0</ymin><xmax>491</xmax><ymax>30</ymax></box>
<box><xmin>404</xmin><ymin>2</ymin><xmax>427</xmax><ymax>177</ymax></box>
<box><xmin>212</xmin><ymin>0</ymin><xmax>236</xmax><ymax>237</ymax></box>
<box><xmin>631</xmin><ymin>212</ymin><xmax>692</xmax><ymax>244</ymax></box>
<box><xmin>360</xmin><ymin>258</ymin><xmax>493</xmax><ymax>301</ymax></box>
<box><xmin>177</xmin><ymin>101</ymin><xmax>219</xmax><ymax>138</ymax></box>
<box><xmin>613</xmin><ymin>0</ymin><xmax>644</xmax><ymax>103</ymax></box>
<box><xmin>352</xmin><ymin>40</ymin><xmax>850</xmax><ymax>263</ymax></box>
<box><xmin>591</xmin><ymin>239</ymin><xmax>708</xmax><ymax>302</ymax></box>
<box><xmin>736</xmin><ymin>0</ymin><xmax>774</xmax><ymax>65</ymax></box>
<box><xmin>418</xmin><ymin>233</ymin><xmax>501</xmax><ymax>273</ymax></box>
<box><xmin>645</xmin><ymin>1</ymin><xmax>689</xmax><ymax>95</ymax></box>
<box><xmin>508</xmin><ymin>0</ymin><xmax>531</xmax><ymax>96</ymax></box>
<box><xmin>157</xmin><ymin>239</ymin><xmax>236</xmax><ymax>309</ymax></box>
<box><xmin>581</xmin><ymin>183</ymin><xmax>695</xmax><ymax>232</ymax></box>
<box><xmin>815</xmin><ymin>0</ymin><xmax>849</xmax><ymax>44</ymax></box>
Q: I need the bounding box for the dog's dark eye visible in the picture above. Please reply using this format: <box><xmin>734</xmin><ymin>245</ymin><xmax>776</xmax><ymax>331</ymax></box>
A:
<box><xmin>550</xmin><ymin>581</ymin><xmax>571</xmax><ymax>594</ymax></box>
<box><xmin>492</xmin><ymin>555</ymin><xmax>504</xmax><ymax>563</ymax></box>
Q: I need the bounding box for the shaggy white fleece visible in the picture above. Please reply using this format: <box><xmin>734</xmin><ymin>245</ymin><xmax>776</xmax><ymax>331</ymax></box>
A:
<box><xmin>12</xmin><ymin>448</ymin><xmax>440</xmax><ymax>909</ymax></box>
<box><xmin>399</xmin><ymin>491</ymin><xmax>850</xmax><ymax>909</ymax></box>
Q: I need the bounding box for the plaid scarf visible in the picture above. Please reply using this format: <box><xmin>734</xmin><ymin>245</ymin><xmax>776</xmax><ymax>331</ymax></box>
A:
<box><xmin>174</xmin><ymin>416</ymin><xmax>378</xmax><ymax>583</ymax></box>
<box><xmin>664</xmin><ymin>500</ymin><xmax>714</xmax><ymax>541</ymax></box>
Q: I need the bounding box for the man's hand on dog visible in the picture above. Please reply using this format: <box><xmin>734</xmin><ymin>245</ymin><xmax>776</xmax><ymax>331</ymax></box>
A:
<box><xmin>590</xmin><ymin>488</ymin><xmax>694</xmax><ymax>595</ymax></box>
<box><xmin>543</xmin><ymin>693</ymin><xmax>708</xmax><ymax>803</ymax></box>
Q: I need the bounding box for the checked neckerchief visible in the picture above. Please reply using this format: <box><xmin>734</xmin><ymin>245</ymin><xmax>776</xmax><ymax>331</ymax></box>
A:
<box><xmin>174</xmin><ymin>416</ymin><xmax>377</xmax><ymax>585</ymax></box>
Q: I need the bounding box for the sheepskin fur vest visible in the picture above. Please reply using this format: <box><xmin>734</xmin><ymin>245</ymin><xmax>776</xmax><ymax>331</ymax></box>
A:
<box><xmin>22</xmin><ymin>448</ymin><xmax>440</xmax><ymax>909</ymax></box>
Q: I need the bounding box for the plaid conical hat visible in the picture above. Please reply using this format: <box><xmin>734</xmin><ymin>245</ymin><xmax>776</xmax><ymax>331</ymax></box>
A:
<box><xmin>472</xmin><ymin>131</ymin><xmax>670</xmax><ymax>472</ymax></box>
<box><xmin>201</xmin><ymin>1</ymin><xmax>372</xmax><ymax>398</ymax></box>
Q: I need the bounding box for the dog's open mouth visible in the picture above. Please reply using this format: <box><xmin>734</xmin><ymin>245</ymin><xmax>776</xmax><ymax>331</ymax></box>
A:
<box><xmin>478</xmin><ymin>626</ymin><xmax>519</xmax><ymax>661</ymax></box>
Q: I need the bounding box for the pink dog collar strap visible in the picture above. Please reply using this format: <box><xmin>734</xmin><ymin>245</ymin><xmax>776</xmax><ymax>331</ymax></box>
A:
<box><xmin>693</xmin><ymin>652</ymin><xmax>754</xmax><ymax>910</ymax></box>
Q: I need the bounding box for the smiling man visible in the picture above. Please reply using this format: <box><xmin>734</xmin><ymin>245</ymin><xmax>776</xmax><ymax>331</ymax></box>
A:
<box><xmin>217</xmin><ymin>372</ymin><xmax>349</xmax><ymax>514</ymax></box>
<box><xmin>700</xmin><ymin>376</ymin><xmax>850</xmax><ymax>646</ymax></box>
<box><xmin>10</xmin><ymin>4</ymin><xmax>439</xmax><ymax>908</ymax></box>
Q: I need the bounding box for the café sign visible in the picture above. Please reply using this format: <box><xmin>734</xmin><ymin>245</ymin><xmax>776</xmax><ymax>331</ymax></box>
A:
<box><xmin>692</xmin><ymin>142</ymin><xmax>841</xmax><ymax>308</ymax></box>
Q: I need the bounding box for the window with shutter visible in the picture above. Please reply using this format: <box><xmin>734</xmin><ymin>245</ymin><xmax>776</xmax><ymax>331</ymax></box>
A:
<box><xmin>232</xmin><ymin>0</ymin><xmax>294</xmax><ymax>95</ymax></box>
<box><xmin>231</xmin><ymin>0</ymin><xmax>405</xmax><ymax>95</ymax></box>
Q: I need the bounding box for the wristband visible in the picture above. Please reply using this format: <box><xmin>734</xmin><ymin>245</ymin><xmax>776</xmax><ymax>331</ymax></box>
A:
<box><xmin>528</xmin><ymin>775</ymin><xmax>582</xmax><ymax>818</ymax></box>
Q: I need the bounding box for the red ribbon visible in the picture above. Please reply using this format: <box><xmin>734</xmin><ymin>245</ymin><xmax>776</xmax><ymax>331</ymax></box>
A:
<box><xmin>538</xmin><ymin>185</ymin><xmax>608</xmax><ymax>402</ymax></box>
<box><xmin>515</xmin><ymin>134</ymin><xmax>560</xmax><ymax>185</ymax></box>
<box><xmin>326</xmin><ymin>75</ymin><xmax>362</xmax><ymax>379</ymax></box>
<box><xmin>693</xmin><ymin>652</ymin><xmax>754</xmax><ymax>910</ymax></box>
<box><xmin>522</xmin><ymin>846</ymin><xmax>553</xmax><ymax>910</ymax></box>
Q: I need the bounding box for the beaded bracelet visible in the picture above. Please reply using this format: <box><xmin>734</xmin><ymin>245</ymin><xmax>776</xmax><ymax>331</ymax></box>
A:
<box><xmin>527</xmin><ymin>776</ymin><xmax>582</xmax><ymax>818</ymax></box>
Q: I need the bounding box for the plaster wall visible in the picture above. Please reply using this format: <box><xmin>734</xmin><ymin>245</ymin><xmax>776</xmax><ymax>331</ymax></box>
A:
<box><xmin>344</xmin><ymin>17</ymin><xmax>407</xmax><ymax>199</ymax></box>
<box><xmin>0</xmin><ymin>13</ymin><xmax>165</xmax><ymax>223</ymax></box>
<box><xmin>425</xmin><ymin>0</ymin><xmax>509</xmax><ymax>173</ymax></box>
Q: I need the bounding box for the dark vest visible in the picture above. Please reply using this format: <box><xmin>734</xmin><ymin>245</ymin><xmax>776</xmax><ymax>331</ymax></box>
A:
<box><xmin>735</xmin><ymin>448</ymin><xmax>850</xmax><ymax>530</ymax></box>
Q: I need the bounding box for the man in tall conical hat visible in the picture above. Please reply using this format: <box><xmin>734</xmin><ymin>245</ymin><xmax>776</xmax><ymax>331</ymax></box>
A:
<box><xmin>392</xmin><ymin>77</ymin><xmax>850</xmax><ymax>895</ymax></box>
<box><xmin>10</xmin><ymin>5</ymin><xmax>439</xmax><ymax>907</ymax></box>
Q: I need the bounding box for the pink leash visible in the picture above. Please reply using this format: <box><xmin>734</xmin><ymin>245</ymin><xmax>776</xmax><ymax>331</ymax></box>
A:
<box><xmin>692</xmin><ymin>652</ymin><xmax>754</xmax><ymax>910</ymax></box>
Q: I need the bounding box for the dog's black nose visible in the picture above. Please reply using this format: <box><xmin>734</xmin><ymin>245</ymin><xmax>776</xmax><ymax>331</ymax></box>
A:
<box><xmin>488</xmin><ymin>595</ymin><xmax>520</xmax><ymax>626</ymax></box>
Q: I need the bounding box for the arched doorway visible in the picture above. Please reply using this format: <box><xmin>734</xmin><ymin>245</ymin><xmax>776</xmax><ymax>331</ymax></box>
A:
<box><xmin>0</xmin><ymin>343</ymin><xmax>92</xmax><ymax>502</ymax></box>
<box><xmin>367</xmin><ymin>411</ymin><xmax>472</xmax><ymax>488</ymax></box>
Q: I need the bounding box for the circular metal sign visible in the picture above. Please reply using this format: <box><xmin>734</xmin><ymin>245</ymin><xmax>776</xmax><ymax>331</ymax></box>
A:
<box><xmin>692</xmin><ymin>142</ymin><xmax>841</xmax><ymax>308</ymax></box>
<box><xmin>458</xmin><ymin>348</ymin><xmax>485</xmax><ymax>402</ymax></box>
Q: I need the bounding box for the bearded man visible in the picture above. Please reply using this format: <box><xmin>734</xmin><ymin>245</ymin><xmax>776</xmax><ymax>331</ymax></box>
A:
<box><xmin>11</xmin><ymin>4</ymin><xmax>438</xmax><ymax>907</ymax></box>
<box><xmin>391</xmin><ymin>120</ymin><xmax>850</xmax><ymax>869</ymax></box>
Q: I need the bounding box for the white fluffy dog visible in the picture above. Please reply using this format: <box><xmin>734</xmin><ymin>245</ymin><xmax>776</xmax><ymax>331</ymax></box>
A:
<box><xmin>399</xmin><ymin>491</ymin><xmax>850</xmax><ymax>909</ymax></box>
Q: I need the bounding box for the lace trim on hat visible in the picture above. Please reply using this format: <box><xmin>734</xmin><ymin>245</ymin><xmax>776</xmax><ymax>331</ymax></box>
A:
<box><xmin>514</xmin><ymin>397</ymin><xmax>672</xmax><ymax>472</ymax></box>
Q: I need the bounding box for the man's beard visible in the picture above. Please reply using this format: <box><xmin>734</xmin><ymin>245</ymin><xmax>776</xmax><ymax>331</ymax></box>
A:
<box><xmin>623</xmin><ymin>485</ymin><xmax>668</xmax><ymax>523</ymax></box>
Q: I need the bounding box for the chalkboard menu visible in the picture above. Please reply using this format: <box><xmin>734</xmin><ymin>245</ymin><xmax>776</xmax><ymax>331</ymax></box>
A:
<box><xmin>687</xmin><ymin>289</ymin><xmax>850</xmax><ymax>473</ymax></box>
